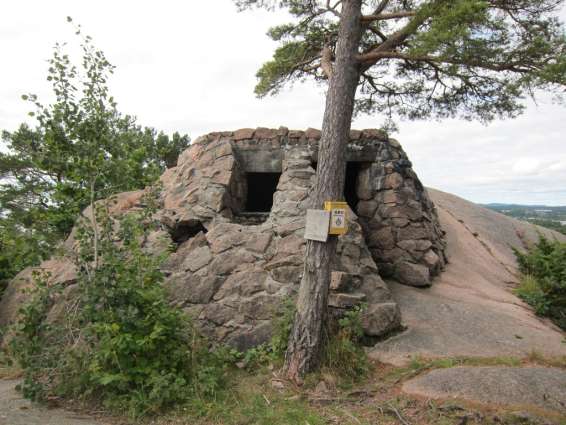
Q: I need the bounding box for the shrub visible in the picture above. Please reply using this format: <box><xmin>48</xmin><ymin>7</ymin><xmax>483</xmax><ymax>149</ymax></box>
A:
<box><xmin>323</xmin><ymin>305</ymin><xmax>370</xmax><ymax>383</ymax></box>
<box><xmin>8</xmin><ymin>271</ymin><xmax>65</xmax><ymax>401</ymax></box>
<box><xmin>513</xmin><ymin>236</ymin><xmax>566</xmax><ymax>330</ymax></box>
<box><xmin>10</xmin><ymin>193</ymin><xmax>230</xmax><ymax>417</ymax></box>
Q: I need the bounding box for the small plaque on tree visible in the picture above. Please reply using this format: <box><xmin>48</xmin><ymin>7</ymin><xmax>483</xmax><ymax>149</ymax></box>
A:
<box><xmin>324</xmin><ymin>201</ymin><xmax>348</xmax><ymax>235</ymax></box>
<box><xmin>304</xmin><ymin>209</ymin><xmax>330</xmax><ymax>242</ymax></box>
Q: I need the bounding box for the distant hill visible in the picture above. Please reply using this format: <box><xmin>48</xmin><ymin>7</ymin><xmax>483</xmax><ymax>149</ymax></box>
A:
<box><xmin>481</xmin><ymin>203</ymin><xmax>566</xmax><ymax>235</ymax></box>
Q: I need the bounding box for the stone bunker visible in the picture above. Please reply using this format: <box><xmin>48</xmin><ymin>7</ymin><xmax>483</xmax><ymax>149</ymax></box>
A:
<box><xmin>0</xmin><ymin>127</ymin><xmax>447</xmax><ymax>351</ymax></box>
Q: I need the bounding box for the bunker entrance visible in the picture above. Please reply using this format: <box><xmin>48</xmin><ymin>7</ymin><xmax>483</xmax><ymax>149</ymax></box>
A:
<box><xmin>244</xmin><ymin>172</ymin><xmax>281</xmax><ymax>213</ymax></box>
<box><xmin>309</xmin><ymin>161</ymin><xmax>367</xmax><ymax>214</ymax></box>
<box><xmin>345</xmin><ymin>162</ymin><xmax>366</xmax><ymax>213</ymax></box>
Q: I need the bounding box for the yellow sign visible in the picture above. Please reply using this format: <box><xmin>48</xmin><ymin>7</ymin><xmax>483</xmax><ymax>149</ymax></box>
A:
<box><xmin>324</xmin><ymin>201</ymin><xmax>348</xmax><ymax>235</ymax></box>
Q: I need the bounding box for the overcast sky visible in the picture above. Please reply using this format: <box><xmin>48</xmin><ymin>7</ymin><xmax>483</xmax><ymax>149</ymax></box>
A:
<box><xmin>1</xmin><ymin>1</ymin><xmax>565</xmax><ymax>205</ymax></box>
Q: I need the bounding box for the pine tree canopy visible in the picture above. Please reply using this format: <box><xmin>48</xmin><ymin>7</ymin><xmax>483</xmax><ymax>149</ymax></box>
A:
<box><xmin>236</xmin><ymin>0</ymin><xmax>566</xmax><ymax>125</ymax></box>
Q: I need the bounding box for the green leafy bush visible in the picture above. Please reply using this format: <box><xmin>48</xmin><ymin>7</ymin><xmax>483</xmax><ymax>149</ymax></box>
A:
<box><xmin>323</xmin><ymin>305</ymin><xmax>370</xmax><ymax>383</ymax></box>
<box><xmin>10</xmin><ymin>194</ymin><xmax>230</xmax><ymax>417</ymax></box>
<box><xmin>513</xmin><ymin>236</ymin><xmax>566</xmax><ymax>330</ymax></box>
<box><xmin>8</xmin><ymin>271</ymin><xmax>65</xmax><ymax>401</ymax></box>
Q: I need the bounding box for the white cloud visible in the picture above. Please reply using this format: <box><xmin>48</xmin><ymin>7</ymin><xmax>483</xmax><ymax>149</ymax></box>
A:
<box><xmin>512</xmin><ymin>158</ymin><xmax>542</xmax><ymax>175</ymax></box>
<box><xmin>1</xmin><ymin>0</ymin><xmax>565</xmax><ymax>205</ymax></box>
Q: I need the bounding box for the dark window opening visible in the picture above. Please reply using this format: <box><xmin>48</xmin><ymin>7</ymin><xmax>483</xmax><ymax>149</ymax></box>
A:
<box><xmin>344</xmin><ymin>162</ymin><xmax>362</xmax><ymax>213</ymax></box>
<box><xmin>245</xmin><ymin>172</ymin><xmax>281</xmax><ymax>212</ymax></box>
<box><xmin>171</xmin><ymin>220</ymin><xmax>208</xmax><ymax>244</ymax></box>
<box><xmin>309</xmin><ymin>161</ymin><xmax>365</xmax><ymax>213</ymax></box>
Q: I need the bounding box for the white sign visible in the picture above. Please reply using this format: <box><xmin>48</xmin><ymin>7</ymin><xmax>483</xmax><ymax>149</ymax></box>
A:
<box><xmin>304</xmin><ymin>209</ymin><xmax>330</xmax><ymax>242</ymax></box>
<box><xmin>331</xmin><ymin>208</ymin><xmax>346</xmax><ymax>230</ymax></box>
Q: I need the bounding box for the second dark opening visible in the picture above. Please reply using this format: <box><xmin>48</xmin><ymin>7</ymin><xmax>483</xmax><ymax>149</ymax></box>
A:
<box><xmin>345</xmin><ymin>162</ymin><xmax>362</xmax><ymax>213</ymax></box>
<box><xmin>310</xmin><ymin>161</ymin><xmax>363</xmax><ymax>213</ymax></box>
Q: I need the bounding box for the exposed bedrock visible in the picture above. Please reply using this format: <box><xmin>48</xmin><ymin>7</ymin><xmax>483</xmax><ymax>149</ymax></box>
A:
<box><xmin>0</xmin><ymin>127</ymin><xmax>447</xmax><ymax>350</ymax></box>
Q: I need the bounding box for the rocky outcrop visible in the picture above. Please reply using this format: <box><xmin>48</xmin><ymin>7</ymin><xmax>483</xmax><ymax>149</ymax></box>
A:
<box><xmin>0</xmin><ymin>128</ymin><xmax>447</xmax><ymax>350</ymax></box>
<box><xmin>403</xmin><ymin>366</ymin><xmax>566</xmax><ymax>413</ymax></box>
<box><xmin>370</xmin><ymin>188</ymin><xmax>566</xmax><ymax>366</ymax></box>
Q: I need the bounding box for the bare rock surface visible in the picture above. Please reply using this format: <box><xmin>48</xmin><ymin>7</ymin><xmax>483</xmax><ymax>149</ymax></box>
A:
<box><xmin>0</xmin><ymin>380</ymin><xmax>105</xmax><ymax>425</ymax></box>
<box><xmin>402</xmin><ymin>366</ymin><xmax>566</xmax><ymax>413</ymax></box>
<box><xmin>371</xmin><ymin>188</ymin><xmax>566</xmax><ymax>365</ymax></box>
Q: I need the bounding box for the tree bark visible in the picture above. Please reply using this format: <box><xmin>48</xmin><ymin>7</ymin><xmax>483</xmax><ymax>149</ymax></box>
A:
<box><xmin>283</xmin><ymin>0</ymin><xmax>362</xmax><ymax>383</ymax></box>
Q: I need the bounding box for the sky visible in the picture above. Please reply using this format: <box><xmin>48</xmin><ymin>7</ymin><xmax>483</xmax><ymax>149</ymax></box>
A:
<box><xmin>1</xmin><ymin>0</ymin><xmax>565</xmax><ymax>205</ymax></box>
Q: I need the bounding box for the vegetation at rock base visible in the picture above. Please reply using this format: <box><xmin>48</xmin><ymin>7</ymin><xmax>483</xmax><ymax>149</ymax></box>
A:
<box><xmin>142</xmin><ymin>352</ymin><xmax>566</xmax><ymax>425</ymax></box>
<box><xmin>0</xmin><ymin>18</ymin><xmax>374</xmax><ymax>420</ymax></box>
<box><xmin>0</xmin><ymin>18</ymin><xmax>190</xmax><ymax>294</ymax></box>
<box><xmin>8</xmin><ymin>192</ymin><xmax>235</xmax><ymax>418</ymax></box>
<box><xmin>513</xmin><ymin>236</ymin><xmax>566</xmax><ymax>331</ymax></box>
<box><xmin>244</xmin><ymin>300</ymin><xmax>371</xmax><ymax>386</ymax></box>
<box><xmin>322</xmin><ymin>306</ymin><xmax>371</xmax><ymax>384</ymax></box>
<box><xmin>2</xmin><ymin>7</ymin><xmax>565</xmax><ymax>424</ymax></box>
<box><xmin>6</xmin><ymin>197</ymin><xmax>373</xmax><ymax>418</ymax></box>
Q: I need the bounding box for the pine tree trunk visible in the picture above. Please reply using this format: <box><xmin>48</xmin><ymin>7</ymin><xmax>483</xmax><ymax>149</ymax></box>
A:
<box><xmin>283</xmin><ymin>0</ymin><xmax>362</xmax><ymax>382</ymax></box>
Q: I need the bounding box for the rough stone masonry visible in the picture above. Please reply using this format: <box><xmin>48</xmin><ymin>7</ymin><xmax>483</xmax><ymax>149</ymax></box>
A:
<box><xmin>0</xmin><ymin>127</ymin><xmax>446</xmax><ymax>350</ymax></box>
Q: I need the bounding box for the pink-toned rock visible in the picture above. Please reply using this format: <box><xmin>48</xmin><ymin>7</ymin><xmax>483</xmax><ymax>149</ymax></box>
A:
<box><xmin>384</xmin><ymin>172</ymin><xmax>404</xmax><ymax>190</ymax></box>
<box><xmin>349</xmin><ymin>129</ymin><xmax>362</xmax><ymax>140</ymax></box>
<box><xmin>0</xmin><ymin>258</ymin><xmax>77</xmax><ymax>328</ymax></box>
<box><xmin>330</xmin><ymin>272</ymin><xmax>353</xmax><ymax>292</ymax></box>
<box><xmin>233</xmin><ymin>128</ymin><xmax>255</xmax><ymax>140</ymax></box>
<box><xmin>361</xmin><ymin>302</ymin><xmax>401</xmax><ymax>336</ymax></box>
<box><xmin>304</xmin><ymin>128</ymin><xmax>321</xmax><ymax>139</ymax></box>
<box><xmin>254</xmin><ymin>127</ymin><xmax>277</xmax><ymax>139</ymax></box>
<box><xmin>328</xmin><ymin>292</ymin><xmax>366</xmax><ymax>309</ymax></box>
<box><xmin>368</xmin><ymin>226</ymin><xmax>396</xmax><ymax>250</ymax></box>
<box><xmin>276</xmin><ymin>234</ymin><xmax>305</xmax><ymax>255</ymax></box>
<box><xmin>357</xmin><ymin>200</ymin><xmax>378</xmax><ymax>217</ymax></box>
<box><xmin>394</xmin><ymin>261</ymin><xmax>431</xmax><ymax>287</ymax></box>
<box><xmin>361</xmin><ymin>128</ymin><xmax>388</xmax><ymax>141</ymax></box>
<box><xmin>288</xmin><ymin>130</ymin><xmax>305</xmax><ymax>138</ymax></box>
<box><xmin>388</xmin><ymin>138</ymin><xmax>402</xmax><ymax>149</ymax></box>
<box><xmin>245</xmin><ymin>233</ymin><xmax>272</xmax><ymax>253</ymax></box>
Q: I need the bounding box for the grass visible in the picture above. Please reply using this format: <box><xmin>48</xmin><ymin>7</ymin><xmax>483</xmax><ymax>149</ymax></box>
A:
<box><xmin>0</xmin><ymin>352</ymin><xmax>22</xmax><ymax>380</ymax></box>
<box><xmin>2</xmin><ymin>349</ymin><xmax>564</xmax><ymax>424</ymax></box>
<box><xmin>146</xmin><ymin>354</ymin><xmax>566</xmax><ymax>425</ymax></box>
<box><xmin>526</xmin><ymin>350</ymin><xmax>566</xmax><ymax>368</ymax></box>
<box><xmin>153</xmin><ymin>368</ymin><xmax>328</xmax><ymax>425</ymax></box>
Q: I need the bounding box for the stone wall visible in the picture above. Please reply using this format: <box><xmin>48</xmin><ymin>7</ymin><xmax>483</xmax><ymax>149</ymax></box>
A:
<box><xmin>155</xmin><ymin>128</ymin><xmax>408</xmax><ymax>349</ymax></box>
<box><xmin>160</xmin><ymin>127</ymin><xmax>446</xmax><ymax>286</ymax></box>
<box><xmin>0</xmin><ymin>127</ymin><xmax>446</xmax><ymax>351</ymax></box>
<box><xmin>354</xmin><ymin>138</ymin><xmax>447</xmax><ymax>286</ymax></box>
